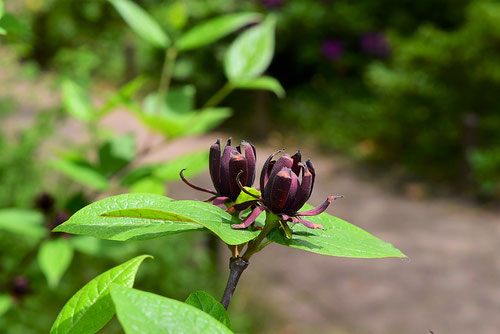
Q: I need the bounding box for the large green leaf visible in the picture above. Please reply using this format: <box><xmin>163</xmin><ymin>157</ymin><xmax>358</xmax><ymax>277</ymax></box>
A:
<box><xmin>38</xmin><ymin>238</ymin><xmax>74</xmax><ymax>289</ymax></box>
<box><xmin>54</xmin><ymin>194</ymin><xmax>260</xmax><ymax>245</ymax></box>
<box><xmin>176</xmin><ymin>12</ymin><xmax>261</xmax><ymax>51</ymax></box>
<box><xmin>50</xmin><ymin>255</ymin><xmax>151</xmax><ymax>334</ymax></box>
<box><xmin>232</xmin><ymin>76</ymin><xmax>285</xmax><ymax>98</ymax></box>
<box><xmin>50</xmin><ymin>159</ymin><xmax>109</xmax><ymax>191</ymax></box>
<box><xmin>0</xmin><ymin>209</ymin><xmax>45</xmax><ymax>241</ymax></box>
<box><xmin>154</xmin><ymin>150</ymin><xmax>208</xmax><ymax>182</ymax></box>
<box><xmin>109</xmin><ymin>0</ymin><xmax>169</xmax><ymax>48</ymax></box>
<box><xmin>110</xmin><ymin>286</ymin><xmax>233</xmax><ymax>334</ymax></box>
<box><xmin>185</xmin><ymin>291</ymin><xmax>231</xmax><ymax>329</ymax></box>
<box><xmin>61</xmin><ymin>80</ymin><xmax>94</xmax><ymax>122</ymax></box>
<box><xmin>224</xmin><ymin>16</ymin><xmax>276</xmax><ymax>81</ymax></box>
<box><xmin>268</xmin><ymin>205</ymin><xmax>405</xmax><ymax>258</ymax></box>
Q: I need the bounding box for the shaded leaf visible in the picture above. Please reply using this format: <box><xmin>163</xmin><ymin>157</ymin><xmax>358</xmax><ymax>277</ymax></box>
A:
<box><xmin>224</xmin><ymin>16</ymin><xmax>276</xmax><ymax>81</ymax></box>
<box><xmin>111</xmin><ymin>286</ymin><xmax>233</xmax><ymax>334</ymax></box>
<box><xmin>120</xmin><ymin>164</ymin><xmax>157</xmax><ymax>186</ymax></box>
<box><xmin>98</xmin><ymin>134</ymin><xmax>136</xmax><ymax>175</ymax></box>
<box><xmin>185</xmin><ymin>290</ymin><xmax>231</xmax><ymax>329</ymax></box>
<box><xmin>49</xmin><ymin>159</ymin><xmax>109</xmax><ymax>191</ymax></box>
<box><xmin>38</xmin><ymin>238</ymin><xmax>74</xmax><ymax>289</ymax></box>
<box><xmin>233</xmin><ymin>76</ymin><xmax>285</xmax><ymax>97</ymax></box>
<box><xmin>177</xmin><ymin>12</ymin><xmax>261</xmax><ymax>51</ymax></box>
<box><xmin>109</xmin><ymin>0</ymin><xmax>169</xmax><ymax>48</ymax></box>
<box><xmin>268</xmin><ymin>204</ymin><xmax>405</xmax><ymax>258</ymax></box>
<box><xmin>50</xmin><ymin>255</ymin><xmax>151</xmax><ymax>334</ymax></box>
<box><xmin>54</xmin><ymin>194</ymin><xmax>260</xmax><ymax>245</ymax></box>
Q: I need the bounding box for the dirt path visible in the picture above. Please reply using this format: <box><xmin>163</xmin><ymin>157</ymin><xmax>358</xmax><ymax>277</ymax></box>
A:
<box><xmin>3</xmin><ymin>52</ymin><xmax>500</xmax><ymax>333</ymax></box>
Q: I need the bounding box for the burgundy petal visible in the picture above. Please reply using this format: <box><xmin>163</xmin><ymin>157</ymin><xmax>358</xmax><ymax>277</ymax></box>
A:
<box><xmin>291</xmin><ymin>150</ymin><xmax>302</xmax><ymax>176</ymax></box>
<box><xmin>268</xmin><ymin>155</ymin><xmax>294</xmax><ymax>183</ymax></box>
<box><xmin>282</xmin><ymin>170</ymin><xmax>299</xmax><ymax>213</ymax></box>
<box><xmin>269</xmin><ymin>167</ymin><xmax>293</xmax><ymax>213</ymax></box>
<box><xmin>297</xmin><ymin>216</ymin><xmax>324</xmax><ymax>230</ymax></box>
<box><xmin>242</xmin><ymin>141</ymin><xmax>256</xmax><ymax>186</ymax></box>
<box><xmin>305</xmin><ymin>159</ymin><xmax>316</xmax><ymax>194</ymax></box>
<box><xmin>228</xmin><ymin>153</ymin><xmax>248</xmax><ymax>200</ymax></box>
<box><xmin>226</xmin><ymin>200</ymin><xmax>258</xmax><ymax>214</ymax></box>
<box><xmin>291</xmin><ymin>163</ymin><xmax>313</xmax><ymax>213</ymax></box>
<box><xmin>260</xmin><ymin>149</ymin><xmax>283</xmax><ymax>191</ymax></box>
<box><xmin>180</xmin><ymin>169</ymin><xmax>217</xmax><ymax>195</ymax></box>
<box><xmin>296</xmin><ymin>195</ymin><xmax>342</xmax><ymax>216</ymax></box>
<box><xmin>209</xmin><ymin>139</ymin><xmax>222</xmax><ymax>194</ymax></box>
<box><xmin>231</xmin><ymin>206</ymin><xmax>265</xmax><ymax>229</ymax></box>
<box><xmin>220</xmin><ymin>144</ymin><xmax>239</xmax><ymax>196</ymax></box>
<box><xmin>212</xmin><ymin>196</ymin><xmax>230</xmax><ymax>209</ymax></box>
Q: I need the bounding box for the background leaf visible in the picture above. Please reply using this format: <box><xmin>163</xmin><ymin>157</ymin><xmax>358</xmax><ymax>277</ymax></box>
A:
<box><xmin>38</xmin><ymin>238</ymin><xmax>74</xmax><ymax>289</ymax></box>
<box><xmin>224</xmin><ymin>16</ymin><xmax>276</xmax><ymax>81</ymax></box>
<box><xmin>54</xmin><ymin>194</ymin><xmax>260</xmax><ymax>245</ymax></box>
<box><xmin>184</xmin><ymin>108</ymin><xmax>232</xmax><ymax>136</ymax></box>
<box><xmin>50</xmin><ymin>255</ymin><xmax>151</xmax><ymax>334</ymax></box>
<box><xmin>153</xmin><ymin>150</ymin><xmax>208</xmax><ymax>181</ymax></box>
<box><xmin>0</xmin><ymin>294</ymin><xmax>11</xmax><ymax>318</ymax></box>
<box><xmin>0</xmin><ymin>209</ymin><xmax>45</xmax><ymax>241</ymax></box>
<box><xmin>176</xmin><ymin>12</ymin><xmax>261</xmax><ymax>51</ymax></box>
<box><xmin>268</xmin><ymin>204</ymin><xmax>405</xmax><ymax>258</ymax></box>
<box><xmin>97</xmin><ymin>134</ymin><xmax>136</xmax><ymax>175</ymax></box>
<box><xmin>49</xmin><ymin>159</ymin><xmax>109</xmax><ymax>191</ymax></box>
<box><xmin>129</xmin><ymin>177</ymin><xmax>166</xmax><ymax>195</ymax></box>
<box><xmin>61</xmin><ymin>79</ymin><xmax>95</xmax><ymax>122</ymax></box>
<box><xmin>109</xmin><ymin>0</ymin><xmax>169</xmax><ymax>48</ymax></box>
<box><xmin>232</xmin><ymin>76</ymin><xmax>285</xmax><ymax>97</ymax></box>
<box><xmin>111</xmin><ymin>285</ymin><xmax>233</xmax><ymax>334</ymax></box>
<box><xmin>185</xmin><ymin>290</ymin><xmax>231</xmax><ymax>329</ymax></box>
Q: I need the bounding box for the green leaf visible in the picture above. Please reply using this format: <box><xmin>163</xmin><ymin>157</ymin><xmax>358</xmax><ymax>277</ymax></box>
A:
<box><xmin>54</xmin><ymin>194</ymin><xmax>260</xmax><ymax>245</ymax></box>
<box><xmin>0</xmin><ymin>294</ymin><xmax>12</xmax><ymax>317</ymax></box>
<box><xmin>109</xmin><ymin>0</ymin><xmax>169</xmax><ymax>48</ymax></box>
<box><xmin>234</xmin><ymin>187</ymin><xmax>260</xmax><ymax>205</ymax></box>
<box><xmin>110</xmin><ymin>286</ymin><xmax>233</xmax><ymax>334</ymax></box>
<box><xmin>268</xmin><ymin>205</ymin><xmax>405</xmax><ymax>258</ymax></box>
<box><xmin>130</xmin><ymin>177</ymin><xmax>166</xmax><ymax>195</ymax></box>
<box><xmin>0</xmin><ymin>1</ymin><xmax>4</xmax><ymax>19</ymax></box>
<box><xmin>177</xmin><ymin>12</ymin><xmax>262</xmax><ymax>51</ymax></box>
<box><xmin>38</xmin><ymin>238</ymin><xmax>74</xmax><ymax>289</ymax></box>
<box><xmin>70</xmin><ymin>236</ymin><xmax>139</xmax><ymax>260</ymax></box>
<box><xmin>143</xmin><ymin>86</ymin><xmax>196</xmax><ymax>116</ymax></box>
<box><xmin>233</xmin><ymin>76</ymin><xmax>285</xmax><ymax>98</ymax></box>
<box><xmin>98</xmin><ymin>134</ymin><xmax>136</xmax><ymax>175</ymax></box>
<box><xmin>99</xmin><ymin>76</ymin><xmax>147</xmax><ymax>116</ymax></box>
<box><xmin>0</xmin><ymin>13</ymin><xmax>30</xmax><ymax>37</ymax></box>
<box><xmin>154</xmin><ymin>150</ymin><xmax>208</xmax><ymax>182</ymax></box>
<box><xmin>49</xmin><ymin>159</ymin><xmax>109</xmax><ymax>191</ymax></box>
<box><xmin>61</xmin><ymin>79</ymin><xmax>95</xmax><ymax>122</ymax></box>
<box><xmin>50</xmin><ymin>255</ymin><xmax>151</xmax><ymax>334</ymax></box>
<box><xmin>224</xmin><ymin>16</ymin><xmax>276</xmax><ymax>81</ymax></box>
<box><xmin>185</xmin><ymin>291</ymin><xmax>231</xmax><ymax>329</ymax></box>
<box><xmin>185</xmin><ymin>108</ymin><xmax>232</xmax><ymax>135</ymax></box>
<box><xmin>0</xmin><ymin>209</ymin><xmax>45</xmax><ymax>241</ymax></box>
<box><xmin>120</xmin><ymin>164</ymin><xmax>157</xmax><ymax>186</ymax></box>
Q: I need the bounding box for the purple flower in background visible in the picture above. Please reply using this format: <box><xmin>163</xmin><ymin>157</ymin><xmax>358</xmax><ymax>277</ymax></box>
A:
<box><xmin>321</xmin><ymin>39</ymin><xmax>345</xmax><ymax>60</ymax></box>
<box><xmin>260</xmin><ymin>0</ymin><xmax>286</xmax><ymax>9</ymax></box>
<box><xmin>360</xmin><ymin>32</ymin><xmax>391</xmax><ymax>58</ymax></box>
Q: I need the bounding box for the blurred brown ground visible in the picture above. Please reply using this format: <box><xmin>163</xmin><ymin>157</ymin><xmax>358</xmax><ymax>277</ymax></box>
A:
<box><xmin>2</xmin><ymin>51</ymin><xmax>500</xmax><ymax>333</ymax></box>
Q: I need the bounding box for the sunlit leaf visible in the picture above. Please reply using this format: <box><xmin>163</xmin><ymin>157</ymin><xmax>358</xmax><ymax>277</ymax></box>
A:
<box><xmin>267</xmin><ymin>204</ymin><xmax>405</xmax><ymax>258</ymax></box>
<box><xmin>177</xmin><ymin>12</ymin><xmax>261</xmax><ymax>51</ymax></box>
<box><xmin>154</xmin><ymin>150</ymin><xmax>208</xmax><ymax>182</ymax></box>
<box><xmin>232</xmin><ymin>76</ymin><xmax>285</xmax><ymax>97</ymax></box>
<box><xmin>234</xmin><ymin>187</ymin><xmax>260</xmax><ymax>205</ymax></box>
<box><xmin>50</xmin><ymin>255</ymin><xmax>151</xmax><ymax>334</ymax></box>
<box><xmin>0</xmin><ymin>294</ymin><xmax>11</xmax><ymax>318</ymax></box>
<box><xmin>54</xmin><ymin>194</ymin><xmax>260</xmax><ymax>245</ymax></box>
<box><xmin>38</xmin><ymin>238</ymin><xmax>74</xmax><ymax>289</ymax></box>
<box><xmin>61</xmin><ymin>79</ymin><xmax>94</xmax><ymax>122</ymax></box>
<box><xmin>224</xmin><ymin>15</ymin><xmax>276</xmax><ymax>81</ymax></box>
<box><xmin>185</xmin><ymin>290</ymin><xmax>231</xmax><ymax>329</ymax></box>
<box><xmin>109</xmin><ymin>0</ymin><xmax>169</xmax><ymax>48</ymax></box>
<box><xmin>111</xmin><ymin>286</ymin><xmax>233</xmax><ymax>334</ymax></box>
<box><xmin>185</xmin><ymin>108</ymin><xmax>232</xmax><ymax>135</ymax></box>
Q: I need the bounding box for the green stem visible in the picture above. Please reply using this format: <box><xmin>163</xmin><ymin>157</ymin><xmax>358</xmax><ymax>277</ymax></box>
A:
<box><xmin>202</xmin><ymin>82</ymin><xmax>234</xmax><ymax>109</ymax></box>
<box><xmin>241</xmin><ymin>212</ymin><xmax>279</xmax><ymax>261</ymax></box>
<box><xmin>156</xmin><ymin>47</ymin><xmax>177</xmax><ymax>114</ymax></box>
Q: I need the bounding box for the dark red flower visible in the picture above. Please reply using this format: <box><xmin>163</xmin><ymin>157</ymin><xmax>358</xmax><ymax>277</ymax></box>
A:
<box><xmin>181</xmin><ymin>138</ymin><xmax>257</xmax><ymax>206</ymax></box>
<box><xmin>232</xmin><ymin>150</ymin><xmax>341</xmax><ymax>229</ymax></box>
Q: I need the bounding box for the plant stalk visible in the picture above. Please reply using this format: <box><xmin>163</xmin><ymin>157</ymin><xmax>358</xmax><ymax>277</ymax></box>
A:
<box><xmin>203</xmin><ymin>82</ymin><xmax>233</xmax><ymax>109</ymax></box>
<box><xmin>220</xmin><ymin>257</ymin><xmax>249</xmax><ymax>309</ymax></box>
<box><xmin>156</xmin><ymin>47</ymin><xmax>177</xmax><ymax>114</ymax></box>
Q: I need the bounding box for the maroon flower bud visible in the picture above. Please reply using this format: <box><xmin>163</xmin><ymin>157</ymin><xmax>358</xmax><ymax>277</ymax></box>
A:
<box><xmin>181</xmin><ymin>138</ymin><xmax>257</xmax><ymax>206</ymax></box>
<box><xmin>232</xmin><ymin>150</ymin><xmax>342</xmax><ymax>230</ymax></box>
<box><xmin>34</xmin><ymin>192</ymin><xmax>55</xmax><ymax>214</ymax></box>
<box><xmin>11</xmin><ymin>276</ymin><xmax>30</xmax><ymax>298</ymax></box>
